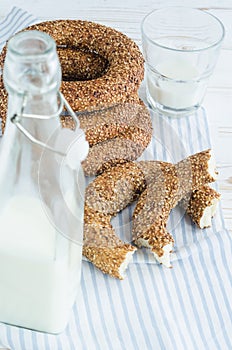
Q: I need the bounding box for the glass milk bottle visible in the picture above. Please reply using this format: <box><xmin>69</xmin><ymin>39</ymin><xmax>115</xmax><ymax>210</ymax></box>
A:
<box><xmin>0</xmin><ymin>30</ymin><xmax>87</xmax><ymax>333</ymax></box>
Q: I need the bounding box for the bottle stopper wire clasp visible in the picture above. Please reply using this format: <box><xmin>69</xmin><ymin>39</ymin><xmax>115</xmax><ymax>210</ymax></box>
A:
<box><xmin>10</xmin><ymin>91</ymin><xmax>79</xmax><ymax>157</ymax></box>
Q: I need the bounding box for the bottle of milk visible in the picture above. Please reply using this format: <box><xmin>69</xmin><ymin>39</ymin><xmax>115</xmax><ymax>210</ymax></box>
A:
<box><xmin>0</xmin><ymin>30</ymin><xmax>88</xmax><ymax>333</ymax></box>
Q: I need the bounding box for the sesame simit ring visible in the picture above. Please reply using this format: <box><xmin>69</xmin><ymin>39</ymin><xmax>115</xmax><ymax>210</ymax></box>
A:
<box><xmin>0</xmin><ymin>19</ymin><xmax>144</xmax><ymax>132</ymax></box>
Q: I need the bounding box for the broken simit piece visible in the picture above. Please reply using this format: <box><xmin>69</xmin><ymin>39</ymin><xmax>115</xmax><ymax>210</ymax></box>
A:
<box><xmin>84</xmin><ymin>149</ymin><xmax>218</xmax><ymax>278</ymax></box>
<box><xmin>179</xmin><ymin>184</ymin><xmax>221</xmax><ymax>228</ymax></box>
<box><xmin>132</xmin><ymin>149</ymin><xmax>218</xmax><ymax>268</ymax></box>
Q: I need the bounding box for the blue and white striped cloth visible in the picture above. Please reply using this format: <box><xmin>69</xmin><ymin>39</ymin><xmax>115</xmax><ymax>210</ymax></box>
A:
<box><xmin>0</xmin><ymin>7</ymin><xmax>38</xmax><ymax>52</ymax></box>
<box><xmin>0</xmin><ymin>7</ymin><xmax>232</xmax><ymax>350</ymax></box>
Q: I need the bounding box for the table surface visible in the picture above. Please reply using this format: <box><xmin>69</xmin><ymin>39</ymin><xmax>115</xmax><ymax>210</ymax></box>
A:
<box><xmin>0</xmin><ymin>0</ymin><xmax>231</xmax><ymax>232</ymax></box>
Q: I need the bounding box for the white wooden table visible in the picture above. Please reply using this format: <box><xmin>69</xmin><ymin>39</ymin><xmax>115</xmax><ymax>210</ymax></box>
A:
<box><xmin>0</xmin><ymin>0</ymin><xmax>231</xmax><ymax>232</ymax></box>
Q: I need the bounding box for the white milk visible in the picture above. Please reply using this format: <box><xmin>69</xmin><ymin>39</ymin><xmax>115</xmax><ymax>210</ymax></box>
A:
<box><xmin>147</xmin><ymin>59</ymin><xmax>208</xmax><ymax>110</ymax></box>
<box><xmin>0</xmin><ymin>195</ymin><xmax>82</xmax><ymax>333</ymax></box>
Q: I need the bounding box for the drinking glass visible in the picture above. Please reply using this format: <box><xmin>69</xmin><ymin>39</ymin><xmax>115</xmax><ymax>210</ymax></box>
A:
<box><xmin>141</xmin><ymin>7</ymin><xmax>225</xmax><ymax>117</ymax></box>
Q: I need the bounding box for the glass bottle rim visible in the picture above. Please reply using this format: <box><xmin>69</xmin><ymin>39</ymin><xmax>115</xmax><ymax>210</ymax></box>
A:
<box><xmin>7</xmin><ymin>30</ymin><xmax>56</xmax><ymax>59</ymax></box>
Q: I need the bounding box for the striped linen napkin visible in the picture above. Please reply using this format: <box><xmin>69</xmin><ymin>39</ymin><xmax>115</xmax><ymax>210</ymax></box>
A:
<box><xmin>0</xmin><ymin>7</ymin><xmax>37</xmax><ymax>52</ymax></box>
<box><xmin>0</xmin><ymin>7</ymin><xmax>232</xmax><ymax>350</ymax></box>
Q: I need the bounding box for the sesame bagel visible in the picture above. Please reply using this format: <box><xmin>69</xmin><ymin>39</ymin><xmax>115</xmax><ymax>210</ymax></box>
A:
<box><xmin>84</xmin><ymin>150</ymin><xmax>218</xmax><ymax>278</ymax></box>
<box><xmin>79</xmin><ymin>103</ymin><xmax>152</xmax><ymax>175</ymax></box>
<box><xmin>0</xmin><ymin>20</ymin><xmax>144</xmax><ymax>132</ymax></box>
<box><xmin>133</xmin><ymin>149</ymin><xmax>217</xmax><ymax>267</ymax></box>
<box><xmin>60</xmin><ymin>103</ymin><xmax>153</xmax><ymax>176</ymax></box>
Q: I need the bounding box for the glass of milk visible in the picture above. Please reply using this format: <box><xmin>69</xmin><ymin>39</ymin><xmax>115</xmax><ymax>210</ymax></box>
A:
<box><xmin>141</xmin><ymin>7</ymin><xmax>225</xmax><ymax>117</ymax></box>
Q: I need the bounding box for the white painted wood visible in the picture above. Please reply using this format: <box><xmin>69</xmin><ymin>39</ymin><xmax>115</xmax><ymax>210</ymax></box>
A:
<box><xmin>0</xmin><ymin>1</ymin><xmax>231</xmax><ymax>230</ymax></box>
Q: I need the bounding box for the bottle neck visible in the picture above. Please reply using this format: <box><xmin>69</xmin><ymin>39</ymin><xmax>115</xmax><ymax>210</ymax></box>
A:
<box><xmin>0</xmin><ymin>30</ymin><xmax>63</xmax><ymax>199</ymax></box>
<box><xmin>5</xmin><ymin>88</ymin><xmax>61</xmax><ymax>145</ymax></box>
<box><xmin>0</xmin><ymin>87</ymin><xmax>62</xmax><ymax>198</ymax></box>
<box><xmin>3</xmin><ymin>29</ymin><xmax>62</xmax><ymax>145</ymax></box>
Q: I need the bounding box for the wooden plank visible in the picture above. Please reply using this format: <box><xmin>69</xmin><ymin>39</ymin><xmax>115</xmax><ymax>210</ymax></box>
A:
<box><xmin>1</xmin><ymin>1</ymin><xmax>232</xmax><ymax>18</ymax></box>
